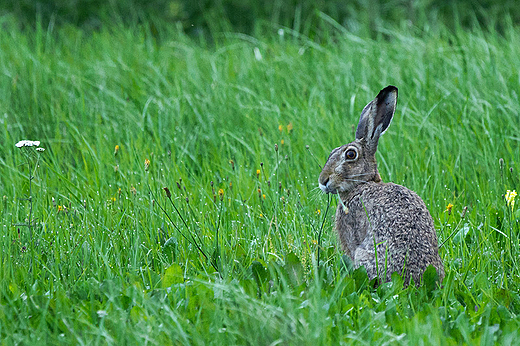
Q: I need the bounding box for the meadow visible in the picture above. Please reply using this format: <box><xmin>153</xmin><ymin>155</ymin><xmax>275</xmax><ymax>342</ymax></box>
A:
<box><xmin>1</xmin><ymin>10</ymin><xmax>520</xmax><ymax>345</ymax></box>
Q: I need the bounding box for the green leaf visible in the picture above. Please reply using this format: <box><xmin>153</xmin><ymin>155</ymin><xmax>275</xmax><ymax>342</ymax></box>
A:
<box><xmin>422</xmin><ymin>265</ymin><xmax>440</xmax><ymax>293</ymax></box>
<box><xmin>251</xmin><ymin>260</ymin><xmax>269</xmax><ymax>284</ymax></box>
<box><xmin>284</xmin><ymin>252</ymin><xmax>304</xmax><ymax>287</ymax></box>
<box><xmin>351</xmin><ymin>266</ymin><xmax>369</xmax><ymax>291</ymax></box>
<box><xmin>453</xmin><ymin>223</ymin><xmax>470</xmax><ymax>244</ymax></box>
<box><xmin>162</xmin><ymin>264</ymin><xmax>184</xmax><ymax>288</ymax></box>
<box><xmin>162</xmin><ymin>236</ymin><xmax>178</xmax><ymax>262</ymax></box>
<box><xmin>340</xmin><ymin>255</ymin><xmax>354</xmax><ymax>274</ymax></box>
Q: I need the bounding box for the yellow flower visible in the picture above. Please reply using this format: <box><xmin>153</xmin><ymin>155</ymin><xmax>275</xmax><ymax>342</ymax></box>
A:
<box><xmin>57</xmin><ymin>205</ymin><xmax>63</xmax><ymax>212</ymax></box>
<box><xmin>316</xmin><ymin>209</ymin><xmax>321</xmax><ymax>215</ymax></box>
<box><xmin>445</xmin><ymin>203</ymin><xmax>453</xmax><ymax>214</ymax></box>
<box><xmin>218</xmin><ymin>188</ymin><xmax>224</xmax><ymax>196</ymax></box>
<box><xmin>114</xmin><ymin>145</ymin><xmax>120</xmax><ymax>156</ymax></box>
<box><xmin>144</xmin><ymin>159</ymin><xmax>150</xmax><ymax>171</ymax></box>
<box><xmin>111</xmin><ymin>197</ymin><xmax>116</xmax><ymax>202</ymax></box>
<box><xmin>278</xmin><ymin>124</ymin><xmax>283</xmax><ymax>132</ymax></box>
<box><xmin>505</xmin><ymin>190</ymin><xmax>517</xmax><ymax>211</ymax></box>
<box><xmin>256</xmin><ymin>169</ymin><xmax>260</xmax><ymax>177</ymax></box>
<box><xmin>281</xmin><ymin>139</ymin><xmax>284</xmax><ymax>145</ymax></box>
<box><xmin>262</xmin><ymin>194</ymin><xmax>266</xmax><ymax>199</ymax></box>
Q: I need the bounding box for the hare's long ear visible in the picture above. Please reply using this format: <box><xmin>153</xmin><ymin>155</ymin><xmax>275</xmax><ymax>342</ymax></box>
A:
<box><xmin>355</xmin><ymin>85</ymin><xmax>398</xmax><ymax>154</ymax></box>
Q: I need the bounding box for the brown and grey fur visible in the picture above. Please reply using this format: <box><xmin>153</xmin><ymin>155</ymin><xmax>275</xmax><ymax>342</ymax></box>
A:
<box><xmin>318</xmin><ymin>86</ymin><xmax>444</xmax><ymax>285</ymax></box>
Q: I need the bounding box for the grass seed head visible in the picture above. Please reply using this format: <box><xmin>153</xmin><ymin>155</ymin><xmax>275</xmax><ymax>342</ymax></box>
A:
<box><xmin>461</xmin><ymin>206</ymin><xmax>468</xmax><ymax>218</ymax></box>
<box><xmin>163</xmin><ymin>187</ymin><xmax>171</xmax><ymax>198</ymax></box>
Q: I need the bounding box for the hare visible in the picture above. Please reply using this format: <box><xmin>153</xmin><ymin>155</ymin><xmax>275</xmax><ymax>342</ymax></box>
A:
<box><xmin>318</xmin><ymin>86</ymin><xmax>444</xmax><ymax>285</ymax></box>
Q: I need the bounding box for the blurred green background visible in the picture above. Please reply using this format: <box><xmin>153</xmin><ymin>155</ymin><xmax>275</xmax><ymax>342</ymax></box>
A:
<box><xmin>2</xmin><ymin>0</ymin><xmax>519</xmax><ymax>35</ymax></box>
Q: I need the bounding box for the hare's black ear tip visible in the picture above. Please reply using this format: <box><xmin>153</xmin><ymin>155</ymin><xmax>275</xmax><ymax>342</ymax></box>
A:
<box><xmin>376</xmin><ymin>85</ymin><xmax>398</xmax><ymax>101</ymax></box>
<box><xmin>381</xmin><ymin>85</ymin><xmax>398</xmax><ymax>95</ymax></box>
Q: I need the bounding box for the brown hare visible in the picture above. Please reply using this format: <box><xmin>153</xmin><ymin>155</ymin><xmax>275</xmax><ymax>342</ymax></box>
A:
<box><xmin>318</xmin><ymin>86</ymin><xmax>444</xmax><ymax>285</ymax></box>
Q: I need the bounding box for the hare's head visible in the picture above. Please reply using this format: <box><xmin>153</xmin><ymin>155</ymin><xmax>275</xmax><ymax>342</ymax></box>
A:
<box><xmin>318</xmin><ymin>86</ymin><xmax>398</xmax><ymax>196</ymax></box>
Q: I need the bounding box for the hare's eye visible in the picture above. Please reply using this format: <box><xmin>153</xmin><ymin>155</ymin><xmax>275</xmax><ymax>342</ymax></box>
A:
<box><xmin>345</xmin><ymin>149</ymin><xmax>357</xmax><ymax>160</ymax></box>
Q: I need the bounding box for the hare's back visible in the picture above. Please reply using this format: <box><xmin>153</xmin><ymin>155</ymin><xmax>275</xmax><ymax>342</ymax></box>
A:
<box><xmin>363</xmin><ymin>182</ymin><xmax>435</xmax><ymax>234</ymax></box>
<box><xmin>360</xmin><ymin>182</ymin><xmax>441</xmax><ymax>261</ymax></box>
<box><xmin>355</xmin><ymin>182</ymin><xmax>444</xmax><ymax>282</ymax></box>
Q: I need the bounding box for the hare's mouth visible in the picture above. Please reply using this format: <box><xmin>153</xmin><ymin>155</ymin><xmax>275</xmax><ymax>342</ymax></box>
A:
<box><xmin>319</xmin><ymin>182</ymin><xmax>338</xmax><ymax>194</ymax></box>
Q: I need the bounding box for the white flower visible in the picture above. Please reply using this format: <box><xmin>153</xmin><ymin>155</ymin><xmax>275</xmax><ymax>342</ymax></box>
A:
<box><xmin>278</xmin><ymin>28</ymin><xmax>285</xmax><ymax>37</ymax></box>
<box><xmin>15</xmin><ymin>140</ymin><xmax>40</xmax><ymax>148</ymax></box>
<box><xmin>36</xmin><ymin>147</ymin><xmax>45</xmax><ymax>152</ymax></box>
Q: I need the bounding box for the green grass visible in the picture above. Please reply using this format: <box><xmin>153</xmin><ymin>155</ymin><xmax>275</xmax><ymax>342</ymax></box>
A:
<box><xmin>1</xmin><ymin>12</ymin><xmax>520</xmax><ymax>345</ymax></box>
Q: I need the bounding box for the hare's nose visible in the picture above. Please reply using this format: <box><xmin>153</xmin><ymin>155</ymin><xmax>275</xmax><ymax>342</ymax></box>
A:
<box><xmin>321</xmin><ymin>177</ymin><xmax>330</xmax><ymax>186</ymax></box>
<box><xmin>318</xmin><ymin>177</ymin><xmax>330</xmax><ymax>193</ymax></box>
